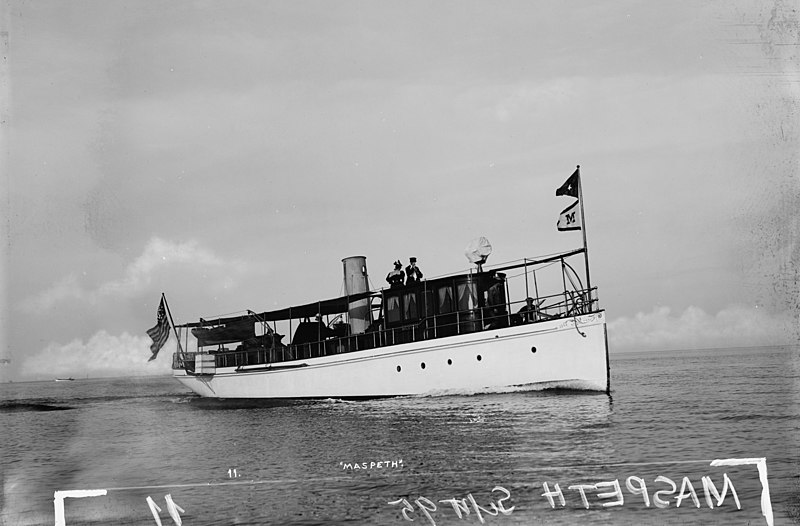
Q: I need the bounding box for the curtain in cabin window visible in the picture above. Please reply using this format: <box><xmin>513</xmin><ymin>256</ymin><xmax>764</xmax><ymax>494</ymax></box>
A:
<box><xmin>404</xmin><ymin>293</ymin><xmax>418</xmax><ymax>319</ymax></box>
<box><xmin>457</xmin><ymin>283</ymin><xmax>477</xmax><ymax>311</ymax></box>
<box><xmin>387</xmin><ymin>295</ymin><xmax>401</xmax><ymax>323</ymax></box>
<box><xmin>438</xmin><ymin>287</ymin><xmax>453</xmax><ymax>314</ymax></box>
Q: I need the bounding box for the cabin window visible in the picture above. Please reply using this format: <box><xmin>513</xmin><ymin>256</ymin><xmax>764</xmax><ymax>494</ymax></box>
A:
<box><xmin>386</xmin><ymin>295</ymin><xmax>401</xmax><ymax>323</ymax></box>
<box><xmin>437</xmin><ymin>286</ymin><xmax>454</xmax><ymax>314</ymax></box>
<box><xmin>457</xmin><ymin>283</ymin><xmax>477</xmax><ymax>311</ymax></box>
<box><xmin>403</xmin><ymin>292</ymin><xmax>418</xmax><ymax>320</ymax></box>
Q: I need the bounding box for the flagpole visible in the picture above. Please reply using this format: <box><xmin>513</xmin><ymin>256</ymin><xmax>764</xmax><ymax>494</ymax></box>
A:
<box><xmin>576</xmin><ymin>165</ymin><xmax>592</xmax><ymax>308</ymax></box>
<box><xmin>161</xmin><ymin>292</ymin><xmax>185</xmax><ymax>354</ymax></box>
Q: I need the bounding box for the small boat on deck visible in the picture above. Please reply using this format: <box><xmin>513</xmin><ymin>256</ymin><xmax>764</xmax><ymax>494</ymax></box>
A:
<box><xmin>169</xmin><ymin>170</ymin><xmax>610</xmax><ymax>399</ymax></box>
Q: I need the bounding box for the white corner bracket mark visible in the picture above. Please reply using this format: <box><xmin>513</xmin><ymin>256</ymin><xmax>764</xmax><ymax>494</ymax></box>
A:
<box><xmin>53</xmin><ymin>489</ymin><xmax>108</xmax><ymax>526</ymax></box>
<box><xmin>710</xmin><ymin>458</ymin><xmax>773</xmax><ymax>526</ymax></box>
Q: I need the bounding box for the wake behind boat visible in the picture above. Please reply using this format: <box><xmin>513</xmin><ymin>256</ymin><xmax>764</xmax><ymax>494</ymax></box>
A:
<box><xmin>151</xmin><ymin>168</ymin><xmax>610</xmax><ymax>399</ymax></box>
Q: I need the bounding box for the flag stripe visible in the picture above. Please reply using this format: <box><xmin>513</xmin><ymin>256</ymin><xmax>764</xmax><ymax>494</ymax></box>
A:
<box><xmin>147</xmin><ymin>324</ymin><xmax>169</xmax><ymax>352</ymax></box>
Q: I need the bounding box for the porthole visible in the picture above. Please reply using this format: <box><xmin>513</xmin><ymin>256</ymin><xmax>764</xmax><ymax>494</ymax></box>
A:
<box><xmin>531</xmin><ymin>346</ymin><xmax>537</xmax><ymax>353</ymax></box>
<box><xmin>447</xmin><ymin>359</ymin><xmax>452</xmax><ymax>365</ymax></box>
<box><xmin>477</xmin><ymin>355</ymin><xmax>482</xmax><ymax>361</ymax></box>
<box><xmin>396</xmin><ymin>365</ymin><xmax>401</xmax><ymax>372</ymax></box>
<box><xmin>421</xmin><ymin>362</ymin><xmax>426</xmax><ymax>369</ymax></box>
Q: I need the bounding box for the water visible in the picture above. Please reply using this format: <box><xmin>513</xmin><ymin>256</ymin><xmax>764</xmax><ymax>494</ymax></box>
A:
<box><xmin>1</xmin><ymin>346</ymin><xmax>798</xmax><ymax>525</ymax></box>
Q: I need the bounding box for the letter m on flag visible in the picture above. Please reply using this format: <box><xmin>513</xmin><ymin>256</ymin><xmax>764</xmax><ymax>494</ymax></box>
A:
<box><xmin>557</xmin><ymin>200</ymin><xmax>582</xmax><ymax>231</ymax></box>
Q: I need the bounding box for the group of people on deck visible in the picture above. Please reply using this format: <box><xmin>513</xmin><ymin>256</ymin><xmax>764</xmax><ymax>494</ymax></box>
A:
<box><xmin>386</xmin><ymin>257</ymin><xmax>423</xmax><ymax>288</ymax></box>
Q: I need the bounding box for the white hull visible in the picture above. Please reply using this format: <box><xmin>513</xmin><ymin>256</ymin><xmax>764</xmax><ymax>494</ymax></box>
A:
<box><xmin>174</xmin><ymin>312</ymin><xmax>609</xmax><ymax>398</ymax></box>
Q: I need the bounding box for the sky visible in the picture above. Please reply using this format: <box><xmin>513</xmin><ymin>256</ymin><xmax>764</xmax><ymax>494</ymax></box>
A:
<box><xmin>1</xmin><ymin>0</ymin><xmax>798</xmax><ymax>381</ymax></box>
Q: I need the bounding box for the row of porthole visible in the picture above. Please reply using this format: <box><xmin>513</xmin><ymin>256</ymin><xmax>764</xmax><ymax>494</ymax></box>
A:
<box><xmin>395</xmin><ymin>346</ymin><xmax>537</xmax><ymax>372</ymax></box>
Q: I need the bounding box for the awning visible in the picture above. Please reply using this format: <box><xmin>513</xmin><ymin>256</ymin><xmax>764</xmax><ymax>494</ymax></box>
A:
<box><xmin>177</xmin><ymin>290</ymin><xmax>379</xmax><ymax>328</ymax></box>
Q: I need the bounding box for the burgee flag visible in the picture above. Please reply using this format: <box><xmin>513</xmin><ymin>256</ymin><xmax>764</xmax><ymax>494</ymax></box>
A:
<box><xmin>146</xmin><ymin>297</ymin><xmax>170</xmax><ymax>361</ymax></box>
<box><xmin>556</xmin><ymin>168</ymin><xmax>580</xmax><ymax>198</ymax></box>
<box><xmin>557</xmin><ymin>199</ymin><xmax>582</xmax><ymax>231</ymax></box>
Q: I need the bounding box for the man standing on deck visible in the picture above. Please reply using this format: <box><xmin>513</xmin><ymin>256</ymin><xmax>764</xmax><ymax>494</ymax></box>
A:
<box><xmin>405</xmin><ymin>257</ymin><xmax>423</xmax><ymax>285</ymax></box>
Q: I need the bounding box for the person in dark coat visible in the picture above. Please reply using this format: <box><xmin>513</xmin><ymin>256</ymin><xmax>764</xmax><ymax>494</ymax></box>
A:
<box><xmin>518</xmin><ymin>297</ymin><xmax>545</xmax><ymax>323</ymax></box>
<box><xmin>386</xmin><ymin>260</ymin><xmax>405</xmax><ymax>288</ymax></box>
<box><xmin>405</xmin><ymin>257</ymin><xmax>423</xmax><ymax>285</ymax></box>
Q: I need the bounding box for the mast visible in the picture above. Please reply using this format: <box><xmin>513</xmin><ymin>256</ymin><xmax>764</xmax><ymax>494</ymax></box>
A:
<box><xmin>576</xmin><ymin>165</ymin><xmax>592</xmax><ymax>305</ymax></box>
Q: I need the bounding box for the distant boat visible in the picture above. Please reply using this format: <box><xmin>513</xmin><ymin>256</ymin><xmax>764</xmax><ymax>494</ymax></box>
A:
<box><xmin>55</xmin><ymin>378</ymin><xmax>75</xmax><ymax>382</ymax></box>
<box><xmin>170</xmin><ymin>170</ymin><xmax>609</xmax><ymax>399</ymax></box>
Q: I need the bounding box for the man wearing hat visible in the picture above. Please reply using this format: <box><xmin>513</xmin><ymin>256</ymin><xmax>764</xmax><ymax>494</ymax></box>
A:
<box><xmin>405</xmin><ymin>257</ymin><xmax>423</xmax><ymax>285</ymax></box>
<box><xmin>386</xmin><ymin>260</ymin><xmax>405</xmax><ymax>288</ymax></box>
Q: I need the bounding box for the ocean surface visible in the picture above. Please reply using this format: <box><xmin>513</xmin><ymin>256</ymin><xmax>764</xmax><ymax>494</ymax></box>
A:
<box><xmin>1</xmin><ymin>345</ymin><xmax>798</xmax><ymax>526</ymax></box>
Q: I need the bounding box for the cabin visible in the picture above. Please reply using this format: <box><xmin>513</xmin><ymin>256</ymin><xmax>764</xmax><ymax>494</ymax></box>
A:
<box><xmin>381</xmin><ymin>270</ymin><xmax>509</xmax><ymax>342</ymax></box>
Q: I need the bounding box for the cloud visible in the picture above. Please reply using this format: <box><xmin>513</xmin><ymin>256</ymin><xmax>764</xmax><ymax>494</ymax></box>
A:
<box><xmin>20</xmin><ymin>330</ymin><xmax>173</xmax><ymax>380</ymax></box>
<box><xmin>488</xmin><ymin>78</ymin><xmax>578</xmax><ymax>122</ymax></box>
<box><xmin>20</xmin><ymin>237</ymin><xmax>247</xmax><ymax>312</ymax></box>
<box><xmin>608</xmin><ymin>304</ymin><xmax>798</xmax><ymax>352</ymax></box>
<box><xmin>18</xmin><ymin>275</ymin><xmax>87</xmax><ymax>312</ymax></box>
<box><xmin>97</xmin><ymin>237</ymin><xmax>242</xmax><ymax>297</ymax></box>
<box><xmin>459</xmin><ymin>73</ymin><xmax>748</xmax><ymax>158</ymax></box>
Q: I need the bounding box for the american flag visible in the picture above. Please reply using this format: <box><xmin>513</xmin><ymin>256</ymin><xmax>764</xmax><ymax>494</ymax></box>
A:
<box><xmin>146</xmin><ymin>298</ymin><xmax>170</xmax><ymax>361</ymax></box>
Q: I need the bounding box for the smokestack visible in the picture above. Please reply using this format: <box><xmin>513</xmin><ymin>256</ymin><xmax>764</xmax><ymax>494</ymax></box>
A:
<box><xmin>341</xmin><ymin>256</ymin><xmax>372</xmax><ymax>334</ymax></box>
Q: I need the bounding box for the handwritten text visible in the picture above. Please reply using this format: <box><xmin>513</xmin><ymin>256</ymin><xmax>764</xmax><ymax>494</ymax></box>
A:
<box><xmin>340</xmin><ymin>459</ymin><xmax>404</xmax><ymax>470</ymax></box>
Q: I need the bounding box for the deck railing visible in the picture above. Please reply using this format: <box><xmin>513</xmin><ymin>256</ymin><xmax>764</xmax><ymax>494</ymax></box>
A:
<box><xmin>173</xmin><ymin>287</ymin><xmax>598</xmax><ymax>371</ymax></box>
